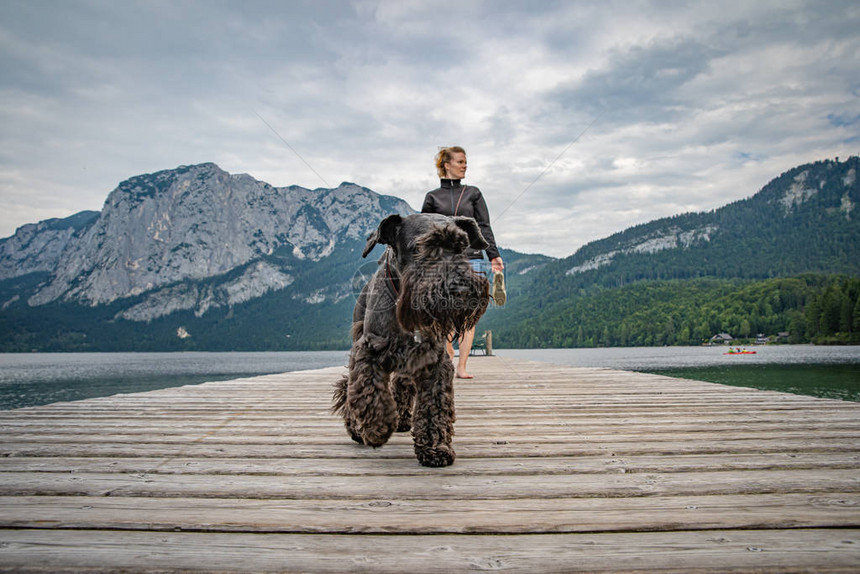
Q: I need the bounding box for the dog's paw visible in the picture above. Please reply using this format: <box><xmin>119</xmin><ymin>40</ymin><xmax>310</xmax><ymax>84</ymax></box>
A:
<box><xmin>345</xmin><ymin>421</ymin><xmax>364</xmax><ymax>445</ymax></box>
<box><xmin>361</xmin><ymin>424</ymin><xmax>395</xmax><ymax>448</ymax></box>
<box><xmin>415</xmin><ymin>445</ymin><xmax>455</xmax><ymax>467</ymax></box>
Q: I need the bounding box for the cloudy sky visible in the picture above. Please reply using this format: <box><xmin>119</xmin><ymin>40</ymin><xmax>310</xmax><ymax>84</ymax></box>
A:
<box><xmin>1</xmin><ymin>0</ymin><xmax>858</xmax><ymax>258</ymax></box>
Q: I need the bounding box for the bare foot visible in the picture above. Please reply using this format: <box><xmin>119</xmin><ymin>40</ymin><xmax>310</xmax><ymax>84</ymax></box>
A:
<box><xmin>456</xmin><ymin>369</ymin><xmax>474</xmax><ymax>379</ymax></box>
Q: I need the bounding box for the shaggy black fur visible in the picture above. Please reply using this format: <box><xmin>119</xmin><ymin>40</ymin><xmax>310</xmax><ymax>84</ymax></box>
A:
<box><xmin>332</xmin><ymin>213</ymin><xmax>490</xmax><ymax>467</ymax></box>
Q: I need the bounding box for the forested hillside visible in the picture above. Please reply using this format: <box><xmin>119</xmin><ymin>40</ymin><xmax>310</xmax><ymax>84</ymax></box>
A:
<box><xmin>484</xmin><ymin>275</ymin><xmax>860</xmax><ymax>348</ymax></box>
<box><xmin>480</xmin><ymin>157</ymin><xmax>859</xmax><ymax>348</ymax></box>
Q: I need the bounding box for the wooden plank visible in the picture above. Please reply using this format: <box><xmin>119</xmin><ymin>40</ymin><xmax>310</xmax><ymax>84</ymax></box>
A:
<box><xmin>2</xmin><ymin>493</ymin><xmax>859</xmax><ymax>534</ymax></box>
<box><xmin>2</xmin><ymin>452</ymin><xmax>858</xmax><ymax>475</ymax></box>
<box><xmin>17</xmin><ymin>395</ymin><xmax>848</xmax><ymax>409</ymax></box>
<box><xmin>3</xmin><ymin>428</ymin><xmax>859</xmax><ymax>446</ymax></box>
<box><xmin>1</xmin><ymin>468</ymin><xmax>858</xmax><ymax>499</ymax></box>
<box><xmin>6</xmin><ymin>413</ymin><xmax>860</xmax><ymax>432</ymax></box>
<box><xmin>1</xmin><ymin>529</ymin><xmax>858</xmax><ymax>573</ymax></box>
<box><xmin>5</xmin><ymin>413</ymin><xmax>860</xmax><ymax>431</ymax></box>
<box><xmin>3</xmin><ymin>437</ymin><xmax>858</xmax><ymax>459</ymax></box>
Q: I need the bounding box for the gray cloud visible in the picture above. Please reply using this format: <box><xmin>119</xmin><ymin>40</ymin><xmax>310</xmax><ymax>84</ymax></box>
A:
<box><xmin>556</xmin><ymin>37</ymin><xmax>720</xmax><ymax>123</ymax></box>
<box><xmin>1</xmin><ymin>0</ymin><xmax>858</xmax><ymax>257</ymax></box>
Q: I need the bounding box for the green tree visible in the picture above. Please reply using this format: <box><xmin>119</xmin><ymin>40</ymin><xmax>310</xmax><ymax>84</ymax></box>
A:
<box><xmin>854</xmin><ymin>296</ymin><xmax>860</xmax><ymax>333</ymax></box>
<box><xmin>740</xmin><ymin>318</ymin><xmax>752</xmax><ymax>338</ymax></box>
<box><xmin>840</xmin><ymin>293</ymin><xmax>853</xmax><ymax>333</ymax></box>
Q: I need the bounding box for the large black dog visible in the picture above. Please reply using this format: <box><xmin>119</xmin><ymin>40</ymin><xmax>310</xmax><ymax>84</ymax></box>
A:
<box><xmin>333</xmin><ymin>213</ymin><xmax>490</xmax><ymax>467</ymax></box>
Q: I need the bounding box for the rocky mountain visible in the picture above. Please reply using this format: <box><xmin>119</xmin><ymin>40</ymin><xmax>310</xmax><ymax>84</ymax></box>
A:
<box><xmin>0</xmin><ymin>211</ymin><xmax>99</xmax><ymax>281</ymax></box>
<box><xmin>0</xmin><ymin>163</ymin><xmax>548</xmax><ymax>351</ymax></box>
<box><xmin>2</xmin><ymin>163</ymin><xmax>414</xmax><ymax>322</ymax></box>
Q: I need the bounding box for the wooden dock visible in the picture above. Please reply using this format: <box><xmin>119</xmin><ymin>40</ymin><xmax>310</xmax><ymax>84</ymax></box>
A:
<box><xmin>1</xmin><ymin>356</ymin><xmax>859</xmax><ymax>572</ymax></box>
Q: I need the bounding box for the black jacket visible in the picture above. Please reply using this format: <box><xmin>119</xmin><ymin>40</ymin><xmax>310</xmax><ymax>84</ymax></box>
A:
<box><xmin>421</xmin><ymin>179</ymin><xmax>500</xmax><ymax>261</ymax></box>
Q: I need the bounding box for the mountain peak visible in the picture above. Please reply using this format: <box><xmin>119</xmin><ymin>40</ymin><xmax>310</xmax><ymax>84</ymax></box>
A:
<box><xmin>562</xmin><ymin>155</ymin><xmax>859</xmax><ymax>281</ymax></box>
<box><xmin>15</xmin><ymin>163</ymin><xmax>414</xmax><ymax>311</ymax></box>
<box><xmin>0</xmin><ymin>210</ymin><xmax>100</xmax><ymax>281</ymax></box>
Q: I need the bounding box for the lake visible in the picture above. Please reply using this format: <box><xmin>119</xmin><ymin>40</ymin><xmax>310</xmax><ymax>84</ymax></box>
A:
<box><xmin>0</xmin><ymin>351</ymin><xmax>350</xmax><ymax>410</ymax></box>
<box><xmin>1</xmin><ymin>345</ymin><xmax>858</xmax><ymax>410</ymax></box>
<box><xmin>497</xmin><ymin>346</ymin><xmax>860</xmax><ymax>402</ymax></box>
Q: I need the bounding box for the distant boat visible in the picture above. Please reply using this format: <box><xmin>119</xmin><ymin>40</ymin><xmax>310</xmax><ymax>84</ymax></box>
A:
<box><xmin>724</xmin><ymin>348</ymin><xmax>756</xmax><ymax>355</ymax></box>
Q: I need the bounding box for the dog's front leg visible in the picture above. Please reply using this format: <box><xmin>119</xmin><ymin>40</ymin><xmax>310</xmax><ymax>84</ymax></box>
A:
<box><xmin>411</xmin><ymin>346</ymin><xmax>457</xmax><ymax>467</ymax></box>
<box><xmin>346</xmin><ymin>336</ymin><xmax>398</xmax><ymax>448</ymax></box>
<box><xmin>390</xmin><ymin>372</ymin><xmax>416</xmax><ymax>432</ymax></box>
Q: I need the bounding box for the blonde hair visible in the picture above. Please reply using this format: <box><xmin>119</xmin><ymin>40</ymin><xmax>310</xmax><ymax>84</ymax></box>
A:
<box><xmin>435</xmin><ymin>146</ymin><xmax>467</xmax><ymax>178</ymax></box>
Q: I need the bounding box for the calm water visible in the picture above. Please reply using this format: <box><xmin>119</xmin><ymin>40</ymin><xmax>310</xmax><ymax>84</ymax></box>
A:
<box><xmin>497</xmin><ymin>346</ymin><xmax>860</xmax><ymax>402</ymax></box>
<box><xmin>1</xmin><ymin>346</ymin><xmax>858</xmax><ymax>410</ymax></box>
<box><xmin>0</xmin><ymin>351</ymin><xmax>349</xmax><ymax>410</ymax></box>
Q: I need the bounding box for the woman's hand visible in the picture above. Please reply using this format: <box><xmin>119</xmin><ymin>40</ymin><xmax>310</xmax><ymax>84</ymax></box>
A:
<box><xmin>491</xmin><ymin>257</ymin><xmax>504</xmax><ymax>273</ymax></box>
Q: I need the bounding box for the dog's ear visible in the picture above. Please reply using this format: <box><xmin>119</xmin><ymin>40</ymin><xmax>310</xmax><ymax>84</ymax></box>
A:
<box><xmin>362</xmin><ymin>214</ymin><xmax>403</xmax><ymax>258</ymax></box>
<box><xmin>452</xmin><ymin>216</ymin><xmax>488</xmax><ymax>250</ymax></box>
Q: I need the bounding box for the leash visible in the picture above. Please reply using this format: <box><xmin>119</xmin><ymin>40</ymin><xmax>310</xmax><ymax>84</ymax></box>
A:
<box><xmin>450</xmin><ymin>184</ymin><xmax>467</xmax><ymax>216</ymax></box>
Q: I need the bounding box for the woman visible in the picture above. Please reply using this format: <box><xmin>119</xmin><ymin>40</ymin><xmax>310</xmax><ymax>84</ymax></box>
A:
<box><xmin>422</xmin><ymin>146</ymin><xmax>503</xmax><ymax>379</ymax></box>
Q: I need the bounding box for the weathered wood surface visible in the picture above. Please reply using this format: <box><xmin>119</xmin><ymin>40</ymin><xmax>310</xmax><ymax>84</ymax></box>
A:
<box><xmin>1</xmin><ymin>356</ymin><xmax>859</xmax><ymax>572</ymax></box>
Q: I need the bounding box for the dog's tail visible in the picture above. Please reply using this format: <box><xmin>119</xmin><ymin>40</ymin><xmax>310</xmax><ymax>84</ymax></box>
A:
<box><xmin>331</xmin><ymin>374</ymin><xmax>349</xmax><ymax>416</ymax></box>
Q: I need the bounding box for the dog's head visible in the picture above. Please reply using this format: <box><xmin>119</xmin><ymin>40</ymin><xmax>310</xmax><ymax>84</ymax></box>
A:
<box><xmin>362</xmin><ymin>213</ymin><xmax>488</xmax><ymax>261</ymax></box>
<box><xmin>362</xmin><ymin>213</ymin><xmax>490</xmax><ymax>337</ymax></box>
